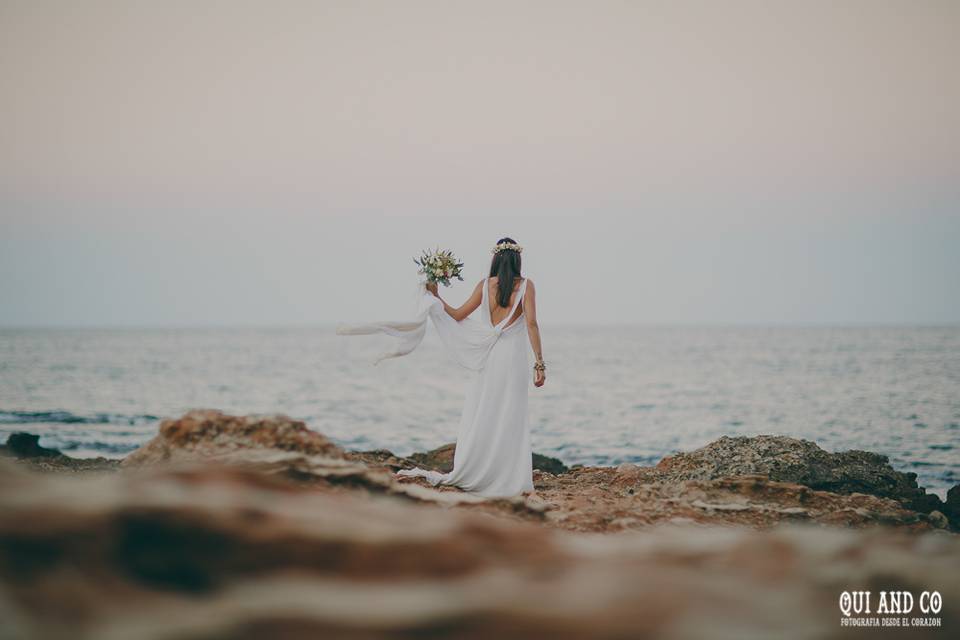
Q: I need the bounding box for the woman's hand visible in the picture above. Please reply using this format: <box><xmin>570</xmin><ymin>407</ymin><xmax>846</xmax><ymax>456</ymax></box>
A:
<box><xmin>425</xmin><ymin>281</ymin><xmax>439</xmax><ymax>296</ymax></box>
<box><xmin>534</xmin><ymin>368</ymin><xmax>546</xmax><ymax>387</ymax></box>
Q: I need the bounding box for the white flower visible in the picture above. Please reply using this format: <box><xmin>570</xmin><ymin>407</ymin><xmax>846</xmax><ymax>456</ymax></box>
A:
<box><xmin>414</xmin><ymin>247</ymin><xmax>463</xmax><ymax>285</ymax></box>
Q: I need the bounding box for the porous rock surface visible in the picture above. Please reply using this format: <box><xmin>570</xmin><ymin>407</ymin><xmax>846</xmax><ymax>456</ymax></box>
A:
<box><xmin>2</xmin><ymin>412</ymin><xmax>958</xmax><ymax>639</ymax></box>
<box><xmin>1</xmin><ymin>456</ymin><xmax>958</xmax><ymax>640</ymax></box>
<box><xmin>654</xmin><ymin>435</ymin><xmax>946</xmax><ymax>515</ymax></box>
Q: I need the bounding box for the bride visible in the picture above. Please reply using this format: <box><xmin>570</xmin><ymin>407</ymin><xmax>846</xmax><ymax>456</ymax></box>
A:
<box><xmin>338</xmin><ymin>237</ymin><xmax>546</xmax><ymax>498</ymax></box>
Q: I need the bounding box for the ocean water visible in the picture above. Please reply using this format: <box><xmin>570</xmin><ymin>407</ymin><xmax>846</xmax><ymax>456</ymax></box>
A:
<box><xmin>1</xmin><ymin>326</ymin><xmax>958</xmax><ymax>497</ymax></box>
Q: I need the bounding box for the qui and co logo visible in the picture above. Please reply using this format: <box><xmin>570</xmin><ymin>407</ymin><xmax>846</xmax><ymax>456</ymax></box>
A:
<box><xmin>839</xmin><ymin>591</ymin><xmax>942</xmax><ymax>628</ymax></box>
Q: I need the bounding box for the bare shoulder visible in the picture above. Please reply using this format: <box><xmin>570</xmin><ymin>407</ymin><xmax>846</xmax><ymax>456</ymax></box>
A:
<box><xmin>522</xmin><ymin>278</ymin><xmax>536</xmax><ymax>302</ymax></box>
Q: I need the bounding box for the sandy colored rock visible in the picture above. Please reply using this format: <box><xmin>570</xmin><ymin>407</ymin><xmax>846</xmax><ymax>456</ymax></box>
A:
<box><xmin>529</xmin><ymin>469</ymin><xmax>944</xmax><ymax>533</ymax></box>
<box><xmin>122</xmin><ymin>412</ymin><xmax>546</xmax><ymax>513</ymax></box>
<box><xmin>2</xmin><ymin>413</ymin><xmax>958</xmax><ymax>638</ymax></box>
<box><xmin>655</xmin><ymin>434</ymin><xmax>948</xmax><ymax>516</ymax></box>
<box><xmin>123</xmin><ymin>409</ymin><xmax>346</xmax><ymax>465</ymax></box>
<box><xmin>1</xmin><ymin>458</ymin><xmax>958</xmax><ymax>640</ymax></box>
<box><xmin>9</xmin><ymin>413</ymin><xmax>954</xmax><ymax>534</ymax></box>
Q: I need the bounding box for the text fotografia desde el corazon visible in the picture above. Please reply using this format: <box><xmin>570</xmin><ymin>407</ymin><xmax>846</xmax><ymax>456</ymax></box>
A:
<box><xmin>839</xmin><ymin>591</ymin><xmax>942</xmax><ymax>628</ymax></box>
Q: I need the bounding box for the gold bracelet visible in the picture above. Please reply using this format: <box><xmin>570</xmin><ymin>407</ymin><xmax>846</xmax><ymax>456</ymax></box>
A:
<box><xmin>533</xmin><ymin>360</ymin><xmax>546</xmax><ymax>372</ymax></box>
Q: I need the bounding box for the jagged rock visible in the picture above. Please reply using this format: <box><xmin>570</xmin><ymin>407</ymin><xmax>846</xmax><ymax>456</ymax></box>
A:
<box><xmin>121</xmin><ymin>410</ymin><xmax>401</xmax><ymax>491</ymax></box>
<box><xmin>655</xmin><ymin>435</ymin><xmax>946</xmax><ymax>517</ymax></box>
<box><xmin>405</xmin><ymin>442</ymin><xmax>456</xmax><ymax>470</ymax></box>
<box><xmin>7</xmin><ymin>414</ymin><xmax>955</xmax><ymax>534</ymax></box>
<box><xmin>943</xmin><ymin>484</ymin><xmax>960</xmax><ymax>524</ymax></box>
<box><xmin>121</xmin><ymin>412</ymin><xmax>547</xmax><ymax>514</ymax></box>
<box><xmin>343</xmin><ymin>448</ymin><xmax>408</xmax><ymax>469</ymax></box>
<box><xmin>531</xmin><ymin>469</ymin><xmax>941</xmax><ymax>533</ymax></box>
<box><xmin>532</xmin><ymin>453</ymin><xmax>568</xmax><ymax>474</ymax></box>
<box><xmin>948</xmin><ymin>485</ymin><xmax>960</xmax><ymax>507</ymax></box>
<box><xmin>0</xmin><ymin>432</ymin><xmax>119</xmax><ymax>473</ymax></box>
<box><xmin>123</xmin><ymin>410</ymin><xmax>346</xmax><ymax>465</ymax></box>
<box><xmin>403</xmin><ymin>441</ymin><xmax>568</xmax><ymax>475</ymax></box>
<box><xmin>0</xmin><ymin>457</ymin><xmax>957</xmax><ymax>640</ymax></box>
<box><xmin>4</xmin><ymin>432</ymin><xmax>61</xmax><ymax>458</ymax></box>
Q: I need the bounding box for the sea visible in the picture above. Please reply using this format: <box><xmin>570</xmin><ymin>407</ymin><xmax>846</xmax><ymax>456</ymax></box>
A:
<box><xmin>1</xmin><ymin>326</ymin><xmax>958</xmax><ymax>497</ymax></box>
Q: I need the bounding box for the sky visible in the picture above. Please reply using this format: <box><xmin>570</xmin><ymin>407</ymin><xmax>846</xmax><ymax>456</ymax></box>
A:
<box><xmin>1</xmin><ymin>0</ymin><xmax>958</xmax><ymax>327</ymax></box>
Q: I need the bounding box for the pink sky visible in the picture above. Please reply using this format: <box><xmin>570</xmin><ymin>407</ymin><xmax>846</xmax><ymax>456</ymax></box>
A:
<box><xmin>0</xmin><ymin>1</ymin><xmax>957</xmax><ymax>325</ymax></box>
<box><xmin>2</xmin><ymin>1</ymin><xmax>957</xmax><ymax>216</ymax></box>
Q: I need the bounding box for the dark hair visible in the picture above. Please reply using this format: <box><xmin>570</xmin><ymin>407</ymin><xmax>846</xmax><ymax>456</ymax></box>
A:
<box><xmin>488</xmin><ymin>237</ymin><xmax>522</xmax><ymax>308</ymax></box>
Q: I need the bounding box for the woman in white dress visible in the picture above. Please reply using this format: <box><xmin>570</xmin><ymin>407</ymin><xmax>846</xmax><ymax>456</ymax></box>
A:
<box><xmin>338</xmin><ymin>237</ymin><xmax>546</xmax><ymax>498</ymax></box>
<box><xmin>398</xmin><ymin>238</ymin><xmax>546</xmax><ymax>498</ymax></box>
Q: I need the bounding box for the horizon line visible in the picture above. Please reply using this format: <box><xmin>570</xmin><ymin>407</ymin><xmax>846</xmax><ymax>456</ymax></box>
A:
<box><xmin>1</xmin><ymin>321</ymin><xmax>958</xmax><ymax>331</ymax></box>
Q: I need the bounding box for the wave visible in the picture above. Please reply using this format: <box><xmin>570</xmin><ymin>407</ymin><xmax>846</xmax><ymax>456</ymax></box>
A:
<box><xmin>56</xmin><ymin>440</ymin><xmax>141</xmax><ymax>454</ymax></box>
<box><xmin>0</xmin><ymin>410</ymin><xmax>160</xmax><ymax>426</ymax></box>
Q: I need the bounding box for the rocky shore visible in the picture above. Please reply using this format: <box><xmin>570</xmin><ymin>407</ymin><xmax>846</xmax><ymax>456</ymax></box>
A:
<box><xmin>1</xmin><ymin>410</ymin><xmax>958</xmax><ymax>638</ymax></box>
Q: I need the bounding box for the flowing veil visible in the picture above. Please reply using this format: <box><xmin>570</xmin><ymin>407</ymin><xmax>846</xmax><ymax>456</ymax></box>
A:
<box><xmin>336</xmin><ymin>281</ymin><xmax>503</xmax><ymax>371</ymax></box>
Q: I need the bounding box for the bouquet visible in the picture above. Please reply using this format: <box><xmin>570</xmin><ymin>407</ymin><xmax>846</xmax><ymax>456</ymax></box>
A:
<box><xmin>413</xmin><ymin>248</ymin><xmax>464</xmax><ymax>287</ymax></box>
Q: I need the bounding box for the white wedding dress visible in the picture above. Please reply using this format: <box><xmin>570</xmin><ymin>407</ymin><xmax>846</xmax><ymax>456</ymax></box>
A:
<box><xmin>337</xmin><ymin>277</ymin><xmax>534</xmax><ymax>498</ymax></box>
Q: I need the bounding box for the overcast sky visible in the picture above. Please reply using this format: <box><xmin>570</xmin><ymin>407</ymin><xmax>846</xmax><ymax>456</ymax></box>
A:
<box><xmin>1</xmin><ymin>0</ymin><xmax>957</xmax><ymax>327</ymax></box>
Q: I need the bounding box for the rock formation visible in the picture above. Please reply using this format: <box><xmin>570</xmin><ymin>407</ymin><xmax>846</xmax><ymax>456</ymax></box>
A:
<box><xmin>2</xmin><ymin>411</ymin><xmax>958</xmax><ymax>638</ymax></box>
<box><xmin>357</xmin><ymin>440</ymin><xmax>568</xmax><ymax>475</ymax></box>
<box><xmin>1</xmin><ymin>455</ymin><xmax>957</xmax><ymax>639</ymax></box>
<box><xmin>121</xmin><ymin>411</ymin><xmax>529</xmax><ymax>509</ymax></box>
<box><xmin>4</xmin><ymin>432</ymin><xmax>61</xmax><ymax>458</ymax></box>
<box><xmin>531</xmin><ymin>467</ymin><xmax>945</xmax><ymax>533</ymax></box>
<box><xmin>123</xmin><ymin>410</ymin><xmax>346</xmax><ymax>464</ymax></box>
<box><xmin>654</xmin><ymin>435</ymin><xmax>947</xmax><ymax>516</ymax></box>
<box><xmin>120</xmin><ymin>412</ymin><xmax>957</xmax><ymax>532</ymax></box>
<box><xmin>0</xmin><ymin>432</ymin><xmax>119</xmax><ymax>473</ymax></box>
<box><xmin>354</xmin><ymin>433</ymin><xmax>958</xmax><ymax>532</ymax></box>
<box><xmin>947</xmin><ymin>485</ymin><xmax>960</xmax><ymax>526</ymax></box>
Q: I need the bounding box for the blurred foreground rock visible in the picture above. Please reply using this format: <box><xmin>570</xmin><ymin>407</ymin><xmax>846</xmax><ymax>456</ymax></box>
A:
<box><xmin>2</xmin><ymin>412</ymin><xmax>959</xmax><ymax>638</ymax></box>
<box><xmin>1</xmin><ymin>456</ymin><xmax>958</xmax><ymax>640</ymax></box>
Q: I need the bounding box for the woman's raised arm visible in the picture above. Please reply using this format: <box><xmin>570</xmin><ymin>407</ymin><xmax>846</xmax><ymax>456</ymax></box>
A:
<box><xmin>427</xmin><ymin>279</ymin><xmax>483</xmax><ymax>322</ymax></box>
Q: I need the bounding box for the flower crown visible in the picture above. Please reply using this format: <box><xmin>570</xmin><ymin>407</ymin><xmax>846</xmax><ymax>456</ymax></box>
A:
<box><xmin>491</xmin><ymin>241</ymin><xmax>523</xmax><ymax>254</ymax></box>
